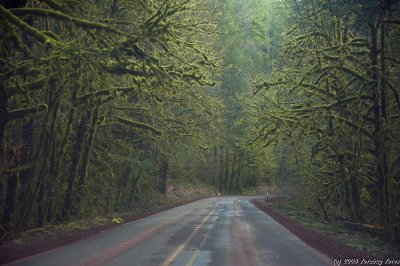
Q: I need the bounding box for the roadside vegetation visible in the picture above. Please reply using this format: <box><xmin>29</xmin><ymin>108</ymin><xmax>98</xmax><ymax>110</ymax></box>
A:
<box><xmin>258</xmin><ymin>196</ymin><xmax>400</xmax><ymax>259</ymax></box>
<box><xmin>244</xmin><ymin>0</ymin><xmax>400</xmax><ymax>244</ymax></box>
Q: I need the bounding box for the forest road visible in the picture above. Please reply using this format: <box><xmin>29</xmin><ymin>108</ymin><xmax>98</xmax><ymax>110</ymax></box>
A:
<box><xmin>7</xmin><ymin>196</ymin><xmax>331</xmax><ymax>266</ymax></box>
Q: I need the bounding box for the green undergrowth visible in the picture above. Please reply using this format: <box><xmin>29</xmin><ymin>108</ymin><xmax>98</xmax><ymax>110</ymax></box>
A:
<box><xmin>264</xmin><ymin>198</ymin><xmax>400</xmax><ymax>259</ymax></box>
<box><xmin>240</xmin><ymin>186</ymin><xmax>267</xmax><ymax>196</ymax></box>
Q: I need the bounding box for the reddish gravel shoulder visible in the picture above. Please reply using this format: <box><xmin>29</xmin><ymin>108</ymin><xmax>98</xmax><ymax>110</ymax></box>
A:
<box><xmin>0</xmin><ymin>196</ymin><xmax>210</xmax><ymax>264</ymax></box>
<box><xmin>251</xmin><ymin>199</ymin><xmax>373</xmax><ymax>261</ymax></box>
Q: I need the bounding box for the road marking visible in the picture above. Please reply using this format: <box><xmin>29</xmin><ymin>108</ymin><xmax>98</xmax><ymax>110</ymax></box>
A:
<box><xmin>185</xmin><ymin>210</ymin><xmax>218</xmax><ymax>266</ymax></box>
<box><xmin>79</xmin><ymin>200</ymin><xmax>216</xmax><ymax>266</ymax></box>
<box><xmin>162</xmin><ymin>207</ymin><xmax>217</xmax><ymax>266</ymax></box>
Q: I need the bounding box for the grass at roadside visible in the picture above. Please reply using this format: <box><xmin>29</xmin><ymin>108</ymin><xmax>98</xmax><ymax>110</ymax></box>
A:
<box><xmin>261</xmin><ymin>198</ymin><xmax>400</xmax><ymax>259</ymax></box>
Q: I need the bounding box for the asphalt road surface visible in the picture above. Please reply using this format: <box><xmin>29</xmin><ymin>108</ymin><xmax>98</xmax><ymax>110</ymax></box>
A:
<box><xmin>8</xmin><ymin>196</ymin><xmax>331</xmax><ymax>266</ymax></box>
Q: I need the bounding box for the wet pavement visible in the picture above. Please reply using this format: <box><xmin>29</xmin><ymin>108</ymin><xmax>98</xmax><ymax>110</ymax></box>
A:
<box><xmin>7</xmin><ymin>196</ymin><xmax>331</xmax><ymax>266</ymax></box>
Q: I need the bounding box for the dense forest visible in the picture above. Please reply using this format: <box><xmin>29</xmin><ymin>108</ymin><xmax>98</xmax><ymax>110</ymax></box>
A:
<box><xmin>1</xmin><ymin>0</ymin><xmax>399</xmax><ymax>243</ymax></box>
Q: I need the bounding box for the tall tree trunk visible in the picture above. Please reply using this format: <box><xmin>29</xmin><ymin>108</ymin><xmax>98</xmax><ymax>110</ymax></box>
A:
<box><xmin>2</xmin><ymin>124</ymin><xmax>29</xmax><ymax>232</ymax></box>
<box><xmin>224</xmin><ymin>149</ymin><xmax>229</xmax><ymax>189</ymax></box>
<box><xmin>213</xmin><ymin>145</ymin><xmax>217</xmax><ymax>186</ymax></box>
<box><xmin>19</xmin><ymin>86</ymin><xmax>63</xmax><ymax>227</ymax></box>
<box><xmin>62</xmin><ymin>110</ymin><xmax>90</xmax><ymax>218</ymax></box>
<box><xmin>158</xmin><ymin>157</ymin><xmax>168</xmax><ymax>195</ymax></box>
<box><xmin>37</xmin><ymin>180</ymin><xmax>45</xmax><ymax>227</ymax></box>
<box><xmin>370</xmin><ymin>21</ymin><xmax>390</xmax><ymax>229</ymax></box>
<box><xmin>339</xmin><ymin>154</ymin><xmax>352</xmax><ymax>217</ymax></box>
<box><xmin>0</xmin><ymin>89</ymin><xmax>9</xmax><ymax>232</ymax></box>
<box><xmin>350</xmin><ymin>132</ymin><xmax>362</xmax><ymax>222</ymax></box>
<box><xmin>2</xmin><ymin>169</ymin><xmax>18</xmax><ymax>233</ymax></box>
<box><xmin>129</xmin><ymin>172</ymin><xmax>140</xmax><ymax>205</ymax></box>
<box><xmin>37</xmin><ymin>91</ymin><xmax>63</xmax><ymax>227</ymax></box>
<box><xmin>75</xmin><ymin>102</ymin><xmax>100</xmax><ymax>206</ymax></box>
<box><xmin>335</xmin><ymin>73</ymin><xmax>352</xmax><ymax>219</ymax></box>
<box><xmin>380</xmin><ymin>23</ymin><xmax>387</xmax><ymax>121</ymax></box>
<box><xmin>47</xmin><ymin>108</ymin><xmax>74</xmax><ymax>222</ymax></box>
<box><xmin>43</xmin><ymin>124</ymin><xmax>59</xmax><ymax>224</ymax></box>
<box><xmin>229</xmin><ymin>153</ymin><xmax>236</xmax><ymax>192</ymax></box>
<box><xmin>19</xmin><ymin>103</ymin><xmax>51</xmax><ymax>226</ymax></box>
<box><xmin>236</xmin><ymin>165</ymin><xmax>241</xmax><ymax>192</ymax></box>
<box><xmin>0</xmin><ymin>89</ymin><xmax>8</xmax><ymax>176</ymax></box>
<box><xmin>379</xmin><ymin>21</ymin><xmax>391</xmax><ymax>232</ymax></box>
<box><xmin>218</xmin><ymin>145</ymin><xmax>224</xmax><ymax>192</ymax></box>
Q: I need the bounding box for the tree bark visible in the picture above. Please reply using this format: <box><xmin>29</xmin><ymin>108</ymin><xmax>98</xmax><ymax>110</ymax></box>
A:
<box><xmin>339</xmin><ymin>154</ymin><xmax>352</xmax><ymax>217</ymax></box>
<box><xmin>62</xmin><ymin>110</ymin><xmax>90</xmax><ymax>218</ymax></box>
<box><xmin>229</xmin><ymin>153</ymin><xmax>236</xmax><ymax>192</ymax></box>
<box><xmin>46</xmin><ymin>108</ymin><xmax>74</xmax><ymax>223</ymax></box>
<box><xmin>2</xmin><ymin>171</ymin><xmax>18</xmax><ymax>233</ymax></box>
<box><xmin>75</xmin><ymin>102</ymin><xmax>100</xmax><ymax>206</ymax></box>
<box><xmin>380</xmin><ymin>23</ymin><xmax>387</xmax><ymax>120</ymax></box>
<box><xmin>0</xmin><ymin>89</ymin><xmax>8</xmax><ymax>176</ymax></box>
<box><xmin>370</xmin><ymin>21</ymin><xmax>390</xmax><ymax>229</ymax></box>
<box><xmin>212</xmin><ymin>145</ymin><xmax>217</xmax><ymax>186</ymax></box>
<box><xmin>158</xmin><ymin>157</ymin><xmax>168</xmax><ymax>195</ymax></box>
<box><xmin>236</xmin><ymin>166</ymin><xmax>241</xmax><ymax>191</ymax></box>
<box><xmin>37</xmin><ymin>91</ymin><xmax>63</xmax><ymax>227</ymax></box>
<box><xmin>224</xmin><ymin>148</ymin><xmax>229</xmax><ymax>189</ymax></box>
<box><xmin>218</xmin><ymin>145</ymin><xmax>224</xmax><ymax>192</ymax></box>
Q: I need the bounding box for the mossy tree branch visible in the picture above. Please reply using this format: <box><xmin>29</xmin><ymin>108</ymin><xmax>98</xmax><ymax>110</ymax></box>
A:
<box><xmin>8</xmin><ymin>104</ymin><xmax>48</xmax><ymax>120</ymax></box>
<box><xmin>116</xmin><ymin>116</ymin><xmax>162</xmax><ymax>136</ymax></box>
<box><xmin>0</xmin><ymin>5</ymin><xmax>64</xmax><ymax>47</ymax></box>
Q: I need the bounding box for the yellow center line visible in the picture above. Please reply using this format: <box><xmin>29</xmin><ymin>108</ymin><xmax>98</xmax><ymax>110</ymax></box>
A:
<box><xmin>185</xmin><ymin>208</ymin><xmax>218</xmax><ymax>266</ymax></box>
<box><xmin>162</xmin><ymin>207</ymin><xmax>216</xmax><ymax>266</ymax></box>
<box><xmin>79</xmin><ymin>201</ymin><xmax>211</xmax><ymax>266</ymax></box>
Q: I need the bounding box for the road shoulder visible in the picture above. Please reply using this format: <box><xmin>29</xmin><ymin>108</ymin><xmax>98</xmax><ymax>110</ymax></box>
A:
<box><xmin>251</xmin><ymin>198</ymin><xmax>399</xmax><ymax>264</ymax></box>
<box><xmin>0</xmin><ymin>196</ymin><xmax>212</xmax><ymax>264</ymax></box>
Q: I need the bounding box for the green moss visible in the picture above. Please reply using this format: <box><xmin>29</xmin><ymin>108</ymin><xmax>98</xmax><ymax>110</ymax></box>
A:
<box><xmin>111</xmin><ymin>217</ymin><xmax>124</xmax><ymax>224</ymax></box>
<box><xmin>116</xmin><ymin>116</ymin><xmax>162</xmax><ymax>136</ymax></box>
